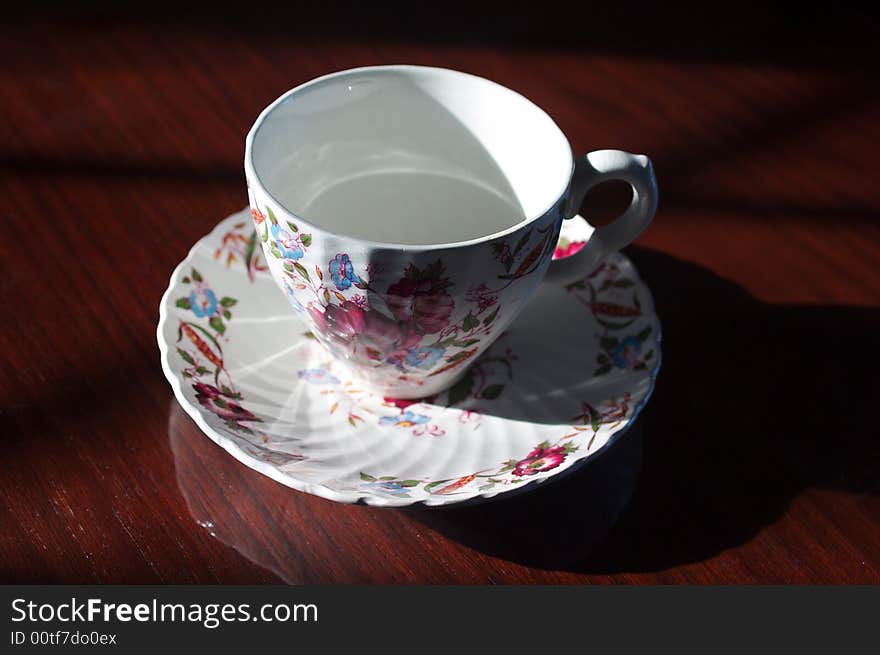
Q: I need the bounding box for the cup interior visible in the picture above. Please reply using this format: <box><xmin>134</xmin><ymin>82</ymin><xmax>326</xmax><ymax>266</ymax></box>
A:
<box><xmin>247</xmin><ymin>66</ymin><xmax>573</xmax><ymax>246</ymax></box>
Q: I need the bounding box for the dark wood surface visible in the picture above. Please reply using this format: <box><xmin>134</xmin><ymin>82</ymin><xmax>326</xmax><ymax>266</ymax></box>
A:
<box><xmin>2</xmin><ymin>8</ymin><xmax>879</xmax><ymax>583</ymax></box>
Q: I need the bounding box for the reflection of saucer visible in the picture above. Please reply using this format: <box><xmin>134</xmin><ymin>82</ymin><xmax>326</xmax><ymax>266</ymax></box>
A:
<box><xmin>158</xmin><ymin>209</ymin><xmax>661</xmax><ymax>507</ymax></box>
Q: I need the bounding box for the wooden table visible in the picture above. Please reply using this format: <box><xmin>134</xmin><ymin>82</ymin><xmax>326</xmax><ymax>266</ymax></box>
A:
<box><xmin>2</xmin><ymin>7</ymin><xmax>878</xmax><ymax>583</ymax></box>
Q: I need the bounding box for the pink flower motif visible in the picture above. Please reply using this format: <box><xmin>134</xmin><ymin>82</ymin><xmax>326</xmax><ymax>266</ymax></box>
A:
<box><xmin>192</xmin><ymin>382</ymin><xmax>257</xmax><ymax>423</ymax></box>
<box><xmin>386</xmin><ymin>279</ymin><xmax>454</xmax><ymax>334</ymax></box>
<box><xmin>553</xmin><ymin>240</ymin><xmax>586</xmax><ymax>260</ymax></box>
<box><xmin>309</xmin><ymin>301</ymin><xmax>421</xmax><ymax>366</ymax></box>
<box><xmin>466</xmin><ymin>283</ymin><xmax>489</xmax><ymax>304</ymax></box>
<box><xmin>458</xmin><ymin>410</ymin><xmax>481</xmax><ymax>424</ymax></box>
<box><xmin>351</xmin><ymin>294</ymin><xmax>368</xmax><ymax>308</ymax></box>
<box><xmin>512</xmin><ymin>444</ymin><xmax>568</xmax><ymax>477</ymax></box>
<box><xmin>365</xmin><ymin>262</ymin><xmax>384</xmax><ymax>278</ymax></box>
<box><xmin>466</xmin><ymin>283</ymin><xmax>498</xmax><ymax>313</ymax></box>
<box><xmin>385</xmin><ymin>262</ymin><xmax>455</xmax><ymax>335</ymax></box>
<box><xmin>412</xmin><ymin>424</ymin><xmax>445</xmax><ymax>437</ymax></box>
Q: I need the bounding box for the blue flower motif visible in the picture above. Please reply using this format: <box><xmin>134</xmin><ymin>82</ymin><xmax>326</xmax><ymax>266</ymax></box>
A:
<box><xmin>611</xmin><ymin>335</ymin><xmax>642</xmax><ymax>369</ymax></box>
<box><xmin>329</xmin><ymin>253</ymin><xmax>358</xmax><ymax>290</ymax></box>
<box><xmin>379</xmin><ymin>410</ymin><xmax>430</xmax><ymax>427</ymax></box>
<box><xmin>271</xmin><ymin>224</ymin><xmax>304</xmax><ymax>260</ymax></box>
<box><xmin>189</xmin><ymin>288</ymin><xmax>218</xmax><ymax>318</ymax></box>
<box><xmin>404</xmin><ymin>345</ymin><xmax>446</xmax><ymax>369</ymax></box>
<box><xmin>364</xmin><ymin>481</ymin><xmax>410</xmax><ymax>496</ymax></box>
<box><xmin>282</xmin><ymin>279</ymin><xmax>305</xmax><ymax>314</ymax></box>
<box><xmin>298</xmin><ymin>368</ymin><xmax>341</xmax><ymax>385</ymax></box>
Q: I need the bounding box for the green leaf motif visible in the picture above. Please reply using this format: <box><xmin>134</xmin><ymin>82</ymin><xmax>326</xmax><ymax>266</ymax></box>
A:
<box><xmin>301</xmin><ymin>233</ymin><xmax>312</xmax><ymax>248</ymax></box>
<box><xmin>462</xmin><ymin>312</ymin><xmax>479</xmax><ymax>332</ymax></box>
<box><xmin>209</xmin><ymin>316</ymin><xmax>225</xmax><ymax>335</ymax></box>
<box><xmin>245</xmin><ymin>230</ymin><xmax>258</xmax><ymax>270</ymax></box>
<box><xmin>398</xmin><ymin>480</ymin><xmax>420</xmax><ymax>488</ymax></box>
<box><xmin>266</xmin><ymin>206</ymin><xmax>278</xmax><ymax>225</ymax></box>
<box><xmin>424</xmin><ymin>480</ymin><xmax>445</xmax><ymax>492</ymax></box>
<box><xmin>447</xmin><ymin>371</ymin><xmax>474</xmax><ymax>406</ymax></box>
<box><xmin>379</xmin><ymin>476</ymin><xmax>396</xmax><ymax>481</ymax></box>
<box><xmin>595</xmin><ymin>363</ymin><xmax>612</xmax><ymax>376</ymax></box>
<box><xmin>260</xmin><ymin>222</ymin><xmax>269</xmax><ymax>243</ymax></box>
<box><xmin>600</xmin><ymin>336</ymin><xmax>619</xmax><ymax>350</ymax></box>
<box><xmin>360</xmin><ymin>472</ymin><xmax>376</xmax><ymax>482</ymax></box>
<box><xmin>482</xmin><ymin>306</ymin><xmax>500</xmax><ymax>326</ymax></box>
<box><xmin>446</xmin><ymin>350</ymin><xmax>473</xmax><ymax>364</ymax></box>
<box><xmin>270</xmin><ymin>243</ymin><xmax>282</xmax><ymax>259</ymax></box>
<box><xmin>177</xmin><ymin>348</ymin><xmax>195</xmax><ymax>365</ymax></box>
<box><xmin>191</xmin><ymin>268</ymin><xmax>203</xmax><ymax>283</ymax></box>
<box><xmin>219</xmin><ymin>297</ymin><xmax>237</xmax><ymax>307</ymax></box>
<box><xmin>293</xmin><ymin>262</ymin><xmax>310</xmax><ymax>281</ymax></box>
<box><xmin>636</xmin><ymin>325</ymin><xmax>652</xmax><ymax>342</ymax></box>
<box><xmin>480</xmin><ymin>384</ymin><xmax>505</xmax><ymax>400</ymax></box>
<box><xmin>182</xmin><ymin>276</ymin><xmax>191</xmax><ymax>284</ymax></box>
<box><xmin>452</xmin><ymin>338</ymin><xmax>480</xmax><ymax>348</ymax></box>
<box><xmin>222</xmin><ymin>309</ymin><xmax>231</xmax><ymax>319</ymax></box>
<box><xmin>286</xmin><ymin>221</ymin><xmax>299</xmax><ymax>233</ymax></box>
<box><xmin>175</xmin><ymin>297</ymin><xmax>192</xmax><ymax>309</ymax></box>
<box><xmin>513</xmin><ymin>229</ymin><xmax>532</xmax><ymax>257</ymax></box>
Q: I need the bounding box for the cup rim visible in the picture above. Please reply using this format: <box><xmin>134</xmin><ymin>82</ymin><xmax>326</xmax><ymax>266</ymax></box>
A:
<box><xmin>244</xmin><ymin>64</ymin><xmax>575</xmax><ymax>251</ymax></box>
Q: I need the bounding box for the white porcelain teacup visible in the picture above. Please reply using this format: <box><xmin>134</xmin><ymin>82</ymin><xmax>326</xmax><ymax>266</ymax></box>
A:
<box><xmin>245</xmin><ymin>65</ymin><xmax>658</xmax><ymax>398</ymax></box>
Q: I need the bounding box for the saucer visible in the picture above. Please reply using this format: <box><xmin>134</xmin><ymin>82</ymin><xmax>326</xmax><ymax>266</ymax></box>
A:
<box><xmin>158</xmin><ymin>209</ymin><xmax>661</xmax><ymax>507</ymax></box>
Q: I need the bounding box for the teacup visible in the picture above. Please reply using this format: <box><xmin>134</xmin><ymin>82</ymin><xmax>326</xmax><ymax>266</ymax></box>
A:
<box><xmin>244</xmin><ymin>65</ymin><xmax>657</xmax><ymax>398</ymax></box>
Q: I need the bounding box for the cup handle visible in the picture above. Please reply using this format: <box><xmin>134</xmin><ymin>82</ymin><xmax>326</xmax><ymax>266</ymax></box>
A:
<box><xmin>544</xmin><ymin>149</ymin><xmax>658</xmax><ymax>286</ymax></box>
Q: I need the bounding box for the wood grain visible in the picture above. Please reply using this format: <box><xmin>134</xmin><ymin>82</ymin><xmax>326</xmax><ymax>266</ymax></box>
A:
<box><xmin>1</xmin><ymin>7</ymin><xmax>878</xmax><ymax>583</ymax></box>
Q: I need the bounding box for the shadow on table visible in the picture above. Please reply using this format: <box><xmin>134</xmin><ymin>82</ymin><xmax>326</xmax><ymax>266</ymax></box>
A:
<box><xmin>409</xmin><ymin>246</ymin><xmax>880</xmax><ymax>572</ymax></box>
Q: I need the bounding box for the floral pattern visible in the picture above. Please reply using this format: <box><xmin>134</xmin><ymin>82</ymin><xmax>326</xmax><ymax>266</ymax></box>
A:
<box><xmin>270</xmin><ymin>223</ymin><xmax>306</xmax><ymax>260</ymax></box>
<box><xmin>512</xmin><ymin>443</ymin><xmax>571</xmax><ymax>476</ymax></box>
<box><xmin>298</xmin><ymin>339</ymin><xmax>519</xmax><ymax>436</ymax></box>
<box><xmin>567</xmin><ymin>260</ymin><xmax>655</xmax><ymax>375</ymax></box>
<box><xmin>216</xmin><ymin>219</ymin><xmax>267</xmax><ymax>282</ymax></box>
<box><xmin>553</xmin><ymin>237</ymin><xmax>586</xmax><ymax>260</ymax></box>
<box><xmin>355</xmin><ymin>390</ymin><xmax>635</xmax><ymax>499</ymax></box>
<box><xmin>248</xmin><ymin>201</ymin><xmax>558</xmax><ymax>387</ymax></box>
<box><xmin>173</xmin><ymin>268</ymin><xmax>264</xmax><ymax>434</ymax></box>
<box><xmin>193</xmin><ymin>382</ymin><xmax>258</xmax><ymax>423</ymax></box>
<box><xmin>329</xmin><ymin>253</ymin><xmax>358</xmax><ymax>290</ymax></box>
<box><xmin>162</xmin><ymin>208</ymin><xmax>659</xmax><ymax>506</ymax></box>
<box><xmin>379</xmin><ymin>410</ymin><xmax>430</xmax><ymax>427</ymax></box>
<box><xmin>189</xmin><ymin>286</ymin><xmax>218</xmax><ymax>318</ymax></box>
